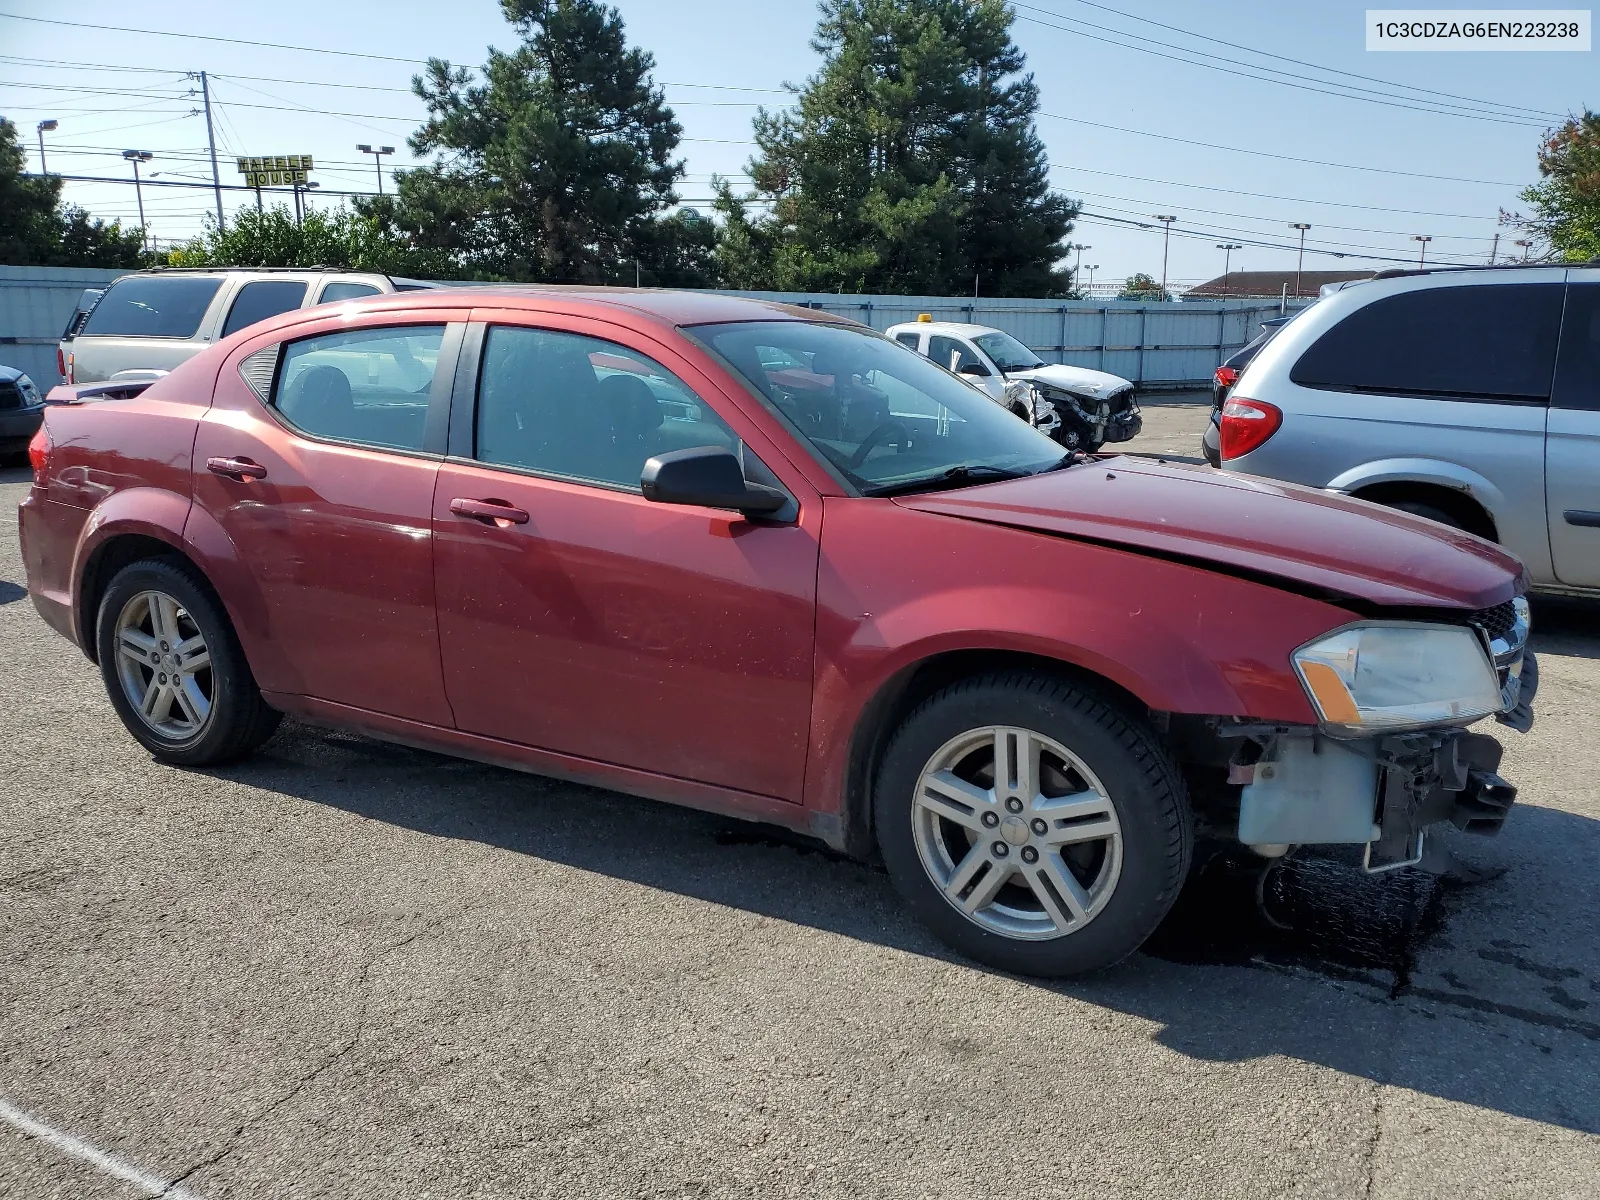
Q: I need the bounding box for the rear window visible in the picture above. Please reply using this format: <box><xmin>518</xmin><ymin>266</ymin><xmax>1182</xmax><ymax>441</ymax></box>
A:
<box><xmin>1290</xmin><ymin>283</ymin><xmax>1564</xmax><ymax>402</ymax></box>
<box><xmin>318</xmin><ymin>281</ymin><xmax>382</xmax><ymax>303</ymax></box>
<box><xmin>220</xmin><ymin>280</ymin><xmax>308</xmax><ymax>338</ymax></box>
<box><xmin>80</xmin><ymin>275</ymin><xmax>223</xmax><ymax>339</ymax></box>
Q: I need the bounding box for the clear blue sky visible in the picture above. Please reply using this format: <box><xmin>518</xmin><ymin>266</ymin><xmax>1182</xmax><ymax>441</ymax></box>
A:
<box><xmin>1</xmin><ymin>0</ymin><xmax>1592</xmax><ymax>290</ymax></box>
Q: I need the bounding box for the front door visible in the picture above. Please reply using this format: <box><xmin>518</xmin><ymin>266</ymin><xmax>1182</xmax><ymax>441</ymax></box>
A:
<box><xmin>191</xmin><ymin>319</ymin><xmax>459</xmax><ymax>724</ymax></box>
<box><xmin>1548</xmin><ymin>279</ymin><xmax>1600</xmax><ymax>588</ymax></box>
<box><xmin>432</xmin><ymin>318</ymin><xmax>819</xmax><ymax>801</ymax></box>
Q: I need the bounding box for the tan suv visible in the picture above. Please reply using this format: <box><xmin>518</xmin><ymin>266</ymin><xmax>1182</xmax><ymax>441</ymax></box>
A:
<box><xmin>62</xmin><ymin>268</ymin><xmax>439</xmax><ymax>385</ymax></box>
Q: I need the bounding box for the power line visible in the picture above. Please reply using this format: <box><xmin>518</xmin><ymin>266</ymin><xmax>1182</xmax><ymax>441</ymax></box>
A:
<box><xmin>0</xmin><ymin>11</ymin><xmax>434</xmax><ymax>65</ymax></box>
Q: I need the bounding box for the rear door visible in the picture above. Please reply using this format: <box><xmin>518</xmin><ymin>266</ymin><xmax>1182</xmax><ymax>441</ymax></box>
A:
<box><xmin>217</xmin><ymin>277</ymin><xmax>313</xmax><ymax>339</ymax></box>
<box><xmin>1546</xmin><ymin>274</ymin><xmax>1600</xmax><ymax>587</ymax></box>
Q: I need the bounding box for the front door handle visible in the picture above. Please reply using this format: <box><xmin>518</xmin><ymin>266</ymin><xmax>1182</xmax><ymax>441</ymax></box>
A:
<box><xmin>450</xmin><ymin>497</ymin><xmax>530</xmax><ymax>526</ymax></box>
<box><xmin>206</xmin><ymin>456</ymin><xmax>268</xmax><ymax>481</ymax></box>
<box><xmin>1563</xmin><ymin>509</ymin><xmax>1600</xmax><ymax>528</ymax></box>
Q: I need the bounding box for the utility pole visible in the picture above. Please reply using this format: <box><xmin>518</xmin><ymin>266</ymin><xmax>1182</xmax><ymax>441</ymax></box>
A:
<box><xmin>122</xmin><ymin>150</ymin><xmax>153</xmax><ymax>250</ymax></box>
<box><xmin>35</xmin><ymin>119</ymin><xmax>57</xmax><ymax>173</ymax></box>
<box><xmin>1410</xmin><ymin>234</ymin><xmax>1432</xmax><ymax>266</ymax></box>
<box><xmin>356</xmin><ymin>144</ymin><xmax>395</xmax><ymax>194</ymax></box>
<box><xmin>1289</xmin><ymin>223</ymin><xmax>1311</xmax><ymax>298</ymax></box>
<box><xmin>1488</xmin><ymin>232</ymin><xmax>1499</xmax><ymax>265</ymax></box>
<box><xmin>1514</xmin><ymin>238</ymin><xmax>1533</xmax><ymax>261</ymax></box>
<box><xmin>1215</xmin><ymin>243</ymin><xmax>1242</xmax><ymax>296</ymax></box>
<box><xmin>1153</xmin><ymin>216</ymin><xmax>1177</xmax><ymax>296</ymax></box>
<box><xmin>191</xmin><ymin>71</ymin><xmax>224</xmax><ymax>231</ymax></box>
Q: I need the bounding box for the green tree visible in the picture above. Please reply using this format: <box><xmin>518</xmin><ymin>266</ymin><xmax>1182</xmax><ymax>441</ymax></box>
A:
<box><xmin>0</xmin><ymin>117</ymin><xmax>144</xmax><ymax>267</ymax></box>
<box><xmin>163</xmin><ymin>204</ymin><xmax>450</xmax><ymax>276</ymax></box>
<box><xmin>1511</xmin><ymin>110</ymin><xmax>1600</xmax><ymax>262</ymax></box>
<box><xmin>1117</xmin><ymin>272</ymin><xmax>1169</xmax><ymax>301</ymax></box>
<box><xmin>726</xmin><ymin>0</ymin><xmax>1077</xmax><ymax>294</ymax></box>
<box><xmin>372</xmin><ymin>0</ymin><xmax>688</xmax><ymax>282</ymax></box>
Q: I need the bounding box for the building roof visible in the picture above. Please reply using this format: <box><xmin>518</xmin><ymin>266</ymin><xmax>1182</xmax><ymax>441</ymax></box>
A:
<box><xmin>1185</xmin><ymin>270</ymin><xmax>1374</xmax><ymax>299</ymax></box>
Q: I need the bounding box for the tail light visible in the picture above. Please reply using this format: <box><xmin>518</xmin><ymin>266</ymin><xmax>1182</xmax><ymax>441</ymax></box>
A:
<box><xmin>65</xmin><ymin>351</ymin><xmax>75</xmax><ymax>385</ymax></box>
<box><xmin>1213</xmin><ymin>365</ymin><xmax>1239</xmax><ymax>389</ymax></box>
<box><xmin>1219</xmin><ymin>396</ymin><xmax>1282</xmax><ymax>459</ymax></box>
<box><xmin>57</xmin><ymin>345</ymin><xmax>66</xmax><ymax>379</ymax></box>
<box><xmin>27</xmin><ymin>424</ymin><xmax>50</xmax><ymax>484</ymax></box>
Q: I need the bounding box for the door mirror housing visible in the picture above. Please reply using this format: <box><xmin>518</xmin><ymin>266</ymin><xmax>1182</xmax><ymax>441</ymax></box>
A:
<box><xmin>958</xmin><ymin>361</ymin><xmax>991</xmax><ymax>378</ymax></box>
<box><xmin>640</xmin><ymin>446</ymin><xmax>787</xmax><ymax>516</ymax></box>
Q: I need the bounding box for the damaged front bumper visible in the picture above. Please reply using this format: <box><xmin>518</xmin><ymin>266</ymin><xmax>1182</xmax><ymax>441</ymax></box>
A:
<box><xmin>1227</xmin><ymin>649</ymin><xmax>1537</xmax><ymax>874</ymax></box>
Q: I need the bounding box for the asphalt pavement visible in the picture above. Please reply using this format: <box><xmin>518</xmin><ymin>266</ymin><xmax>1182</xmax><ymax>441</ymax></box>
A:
<box><xmin>2</xmin><ymin>460</ymin><xmax>1597</xmax><ymax>1199</ymax></box>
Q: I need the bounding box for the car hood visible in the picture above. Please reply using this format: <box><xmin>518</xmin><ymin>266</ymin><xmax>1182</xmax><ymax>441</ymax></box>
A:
<box><xmin>895</xmin><ymin>457</ymin><xmax>1523</xmax><ymax>609</ymax></box>
<box><xmin>1007</xmin><ymin>364</ymin><xmax>1133</xmax><ymax>397</ymax></box>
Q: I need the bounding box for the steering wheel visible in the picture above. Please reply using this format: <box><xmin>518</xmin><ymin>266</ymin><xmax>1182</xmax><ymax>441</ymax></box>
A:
<box><xmin>848</xmin><ymin>420</ymin><xmax>911</xmax><ymax>468</ymax></box>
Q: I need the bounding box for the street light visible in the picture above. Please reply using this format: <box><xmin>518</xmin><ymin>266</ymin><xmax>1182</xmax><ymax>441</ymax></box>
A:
<box><xmin>35</xmin><ymin>119</ymin><xmax>57</xmax><ymax>174</ymax></box>
<box><xmin>292</xmin><ymin>180</ymin><xmax>321</xmax><ymax>226</ymax></box>
<box><xmin>1070</xmin><ymin>242</ymin><xmax>1091</xmax><ymax>283</ymax></box>
<box><xmin>1410</xmin><ymin>234</ymin><xmax>1433</xmax><ymax>266</ymax></box>
<box><xmin>356</xmin><ymin>144</ymin><xmax>395</xmax><ymax>195</ymax></box>
<box><xmin>1153</xmin><ymin>216</ymin><xmax>1177</xmax><ymax>295</ymax></box>
<box><xmin>1085</xmin><ymin>264</ymin><xmax>1099</xmax><ymax>293</ymax></box>
<box><xmin>1215</xmin><ymin>243</ymin><xmax>1242</xmax><ymax>296</ymax></box>
<box><xmin>1514</xmin><ymin>238</ymin><xmax>1534</xmax><ymax>262</ymax></box>
<box><xmin>122</xmin><ymin>150</ymin><xmax>153</xmax><ymax>250</ymax></box>
<box><xmin>1288</xmin><ymin>223</ymin><xmax>1312</xmax><ymax>298</ymax></box>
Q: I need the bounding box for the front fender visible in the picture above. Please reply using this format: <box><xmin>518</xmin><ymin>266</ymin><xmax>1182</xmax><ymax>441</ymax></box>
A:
<box><xmin>1325</xmin><ymin>457</ymin><xmax>1508</xmax><ymax>517</ymax></box>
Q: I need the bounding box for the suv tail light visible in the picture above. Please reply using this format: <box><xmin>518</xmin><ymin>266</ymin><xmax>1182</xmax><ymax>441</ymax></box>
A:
<box><xmin>65</xmin><ymin>351</ymin><xmax>74</xmax><ymax>385</ymax></box>
<box><xmin>1213</xmin><ymin>365</ymin><xmax>1239</xmax><ymax>389</ymax></box>
<box><xmin>57</xmin><ymin>345</ymin><xmax>66</xmax><ymax>379</ymax></box>
<box><xmin>27</xmin><ymin>424</ymin><xmax>50</xmax><ymax>484</ymax></box>
<box><xmin>1219</xmin><ymin>396</ymin><xmax>1282</xmax><ymax>459</ymax></box>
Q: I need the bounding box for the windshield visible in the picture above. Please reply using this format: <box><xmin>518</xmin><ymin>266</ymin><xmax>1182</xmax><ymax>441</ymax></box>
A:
<box><xmin>973</xmin><ymin>331</ymin><xmax>1044</xmax><ymax>372</ymax></box>
<box><xmin>690</xmin><ymin>321</ymin><xmax>1066</xmax><ymax>494</ymax></box>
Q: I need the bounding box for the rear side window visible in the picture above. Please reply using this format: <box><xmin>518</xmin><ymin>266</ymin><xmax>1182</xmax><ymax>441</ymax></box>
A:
<box><xmin>274</xmin><ymin>325</ymin><xmax>444</xmax><ymax>452</ymax></box>
<box><xmin>894</xmin><ymin>331</ymin><xmax>920</xmax><ymax>349</ymax></box>
<box><xmin>319</xmin><ymin>281</ymin><xmax>382</xmax><ymax>303</ymax></box>
<box><xmin>928</xmin><ymin>335</ymin><xmax>985</xmax><ymax>374</ymax></box>
<box><xmin>1553</xmin><ymin>284</ymin><xmax>1600</xmax><ymax>411</ymax></box>
<box><xmin>221</xmin><ymin>280</ymin><xmax>307</xmax><ymax>338</ymax></box>
<box><xmin>1290</xmin><ymin>284</ymin><xmax>1564</xmax><ymax>402</ymax></box>
<box><xmin>80</xmin><ymin>276</ymin><xmax>223</xmax><ymax>339</ymax></box>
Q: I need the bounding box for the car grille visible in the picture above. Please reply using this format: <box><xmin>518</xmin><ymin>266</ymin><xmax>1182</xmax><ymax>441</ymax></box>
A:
<box><xmin>1469</xmin><ymin>600</ymin><xmax>1518</xmax><ymax>643</ymax></box>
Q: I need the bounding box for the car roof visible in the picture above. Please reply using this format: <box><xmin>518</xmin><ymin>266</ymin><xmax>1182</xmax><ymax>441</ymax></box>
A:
<box><xmin>884</xmin><ymin>320</ymin><xmax>1004</xmax><ymax>337</ymax></box>
<box><xmin>280</xmin><ymin>285</ymin><xmax>861</xmax><ymax>330</ymax></box>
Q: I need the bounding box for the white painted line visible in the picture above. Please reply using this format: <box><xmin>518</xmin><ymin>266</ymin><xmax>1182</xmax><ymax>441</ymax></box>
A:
<box><xmin>0</xmin><ymin>1096</ymin><xmax>203</xmax><ymax>1199</ymax></box>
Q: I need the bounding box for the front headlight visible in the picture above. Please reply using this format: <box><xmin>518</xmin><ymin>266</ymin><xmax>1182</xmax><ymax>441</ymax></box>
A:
<box><xmin>1292</xmin><ymin>622</ymin><xmax>1501</xmax><ymax>737</ymax></box>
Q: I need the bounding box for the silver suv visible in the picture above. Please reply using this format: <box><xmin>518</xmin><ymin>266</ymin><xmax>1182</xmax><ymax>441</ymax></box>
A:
<box><xmin>1219</xmin><ymin>263</ymin><xmax>1600</xmax><ymax>594</ymax></box>
<box><xmin>62</xmin><ymin>268</ymin><xmax>438</xmax><ymax>385</ymax></box>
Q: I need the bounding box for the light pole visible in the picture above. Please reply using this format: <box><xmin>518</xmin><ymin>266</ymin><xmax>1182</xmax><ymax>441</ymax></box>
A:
<box><xmin>356</xmin><ymin>144</ymin><xmax>395</xmax><ymax>195</ymax></box>
<box><xmin>1514</xmin><ymin>238</ymin><xmax>1533</xmax><ymax>262</ymax></box>
<box><xmin>1071</xmin><ymin>242</ymin><xmax>1091</xmax><ymax>284</ymax></box>
<box><xmin>292</xmin><ymin>181</ymin><xmax>322</xmax><ymax>226</ymax></box>
<box><xmin>1288</xmin><ymin>223</ymin><xmax>1311</xmax><ymax>298</ymax></box>
<box><xmin>1085</xmin><ymin>264</ymin><xmax>1099</xmax><ymax>293</ymax></box>
<box><xmin>1215</xmin><ymin>243</ymin><xmax>1242</xmax><ymax>296</ymax></box>
<box><xmin>122</xmin><ymin>150</ymin><xmax>153</xmax><ymax>250</ymax></box>
<box><xmin>1410</xmin><ymin>234</ymin><xmax>1432</xmax><ymax>266</ymax></box>
<box><xmin>35</xmin><ymin>119</ymin><xmax>57</xmax><ymax>173</ymax></box>
<box><xmin>1153</xmin><ymin>216</ymin><xmax>1177</xmax><ymax>296</ymax></box>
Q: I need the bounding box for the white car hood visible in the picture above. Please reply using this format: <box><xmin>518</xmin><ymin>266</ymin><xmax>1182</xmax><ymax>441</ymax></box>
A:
<box><xmin>1007</xmin><ymin>363</ymin><xmax>1133</xmax><ymax>397</ymax></box>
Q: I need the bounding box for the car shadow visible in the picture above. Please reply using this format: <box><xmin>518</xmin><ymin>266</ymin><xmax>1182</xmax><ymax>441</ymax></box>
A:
<box><xmin>1531</xmin><ymin>594</ymin><xmax>1600</xmax><ymax>661</ymax></box>
<box><xmin>205</xmin><ymin>718</ymin><xmax>1600</xmax><ymax>1136</ymax></box>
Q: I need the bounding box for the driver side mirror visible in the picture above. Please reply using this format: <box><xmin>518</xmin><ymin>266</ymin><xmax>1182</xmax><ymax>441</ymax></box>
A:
<box><xmin>958</xmin><ymin>362</ymin><xmax>990</xmax><ymax>378</ymax></box>
<box><xmin>640</xmin><ymin>446</ymin><xmax>787</xmax><ymax>516</ymax></box>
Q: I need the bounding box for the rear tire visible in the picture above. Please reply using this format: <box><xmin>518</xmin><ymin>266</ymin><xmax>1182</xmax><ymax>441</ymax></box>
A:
<box><xmin>96</xmin><ymin>559</ymin><xmax>281</xmax><ymax>766</ymax></box>
<box><xmin>874</xmin><ymin>672</ymin><xmax>1193</xmax><ymax>977</ymax></box>
<box><xmin>1385</xmin><ymin>499</ymin><xmax>1467</xmax><ymax>532</ymax></box>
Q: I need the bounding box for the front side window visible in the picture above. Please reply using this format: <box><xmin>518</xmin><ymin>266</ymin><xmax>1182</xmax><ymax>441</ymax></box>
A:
<box><xmin>475</xmin><ymin>326</ymin><xmax>742</xmax><ymax>489</ymax></box>
<box><xmin>974</xmin><ymin>331</ymin><xmax>1044</xmax><ymax>373</ymax></box>
<box><xmin>80</xmin><ymin>276</ymin><xmax>223</xmax><ymax>339</ymax></box>
<box><xmin>1290</xmin><ymin>284</ymin><xmax>1564</xmax><ymax>401</ymax></box>
<box><xmin>221</xmin><ymin>280</ymin><xmax>308</xmax><ymax>338</ymax></box>
<box><xmin>691</xmin><ymin>321</ymin><xmax>1065</xmax><ymax>494</ymax></box>
<box><xmin>274</xmin><ymin>325</ymin><xmax>443</xmax><ymax>451</ymax></box>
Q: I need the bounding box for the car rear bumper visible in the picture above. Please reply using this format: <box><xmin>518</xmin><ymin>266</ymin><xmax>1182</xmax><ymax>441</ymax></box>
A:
<box><xmin>17</xmin><ymin>488</ymin><xmax>80</xmax><ymax>648</ymax></box>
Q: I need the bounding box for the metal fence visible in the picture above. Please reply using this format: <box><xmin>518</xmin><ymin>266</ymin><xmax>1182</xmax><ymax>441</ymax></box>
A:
<box><xmin>0</xmin><ymin>266</ymin><xmax>1312</xmax><ymax>391</ymax></box>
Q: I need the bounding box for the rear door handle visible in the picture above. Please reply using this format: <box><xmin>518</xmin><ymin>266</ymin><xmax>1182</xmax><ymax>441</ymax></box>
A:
<box><xmin>206</xmin><ymin>456</ymin><xmax>268</xmax><ymax>481</ymax></box>
<box><xmin>450</xmin><ymin>497</ymin><xmax>530</xmax><ymax>525</ymax></box>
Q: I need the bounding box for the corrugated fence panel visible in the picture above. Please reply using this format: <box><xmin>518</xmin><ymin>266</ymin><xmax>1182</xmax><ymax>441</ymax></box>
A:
<box><xmin>0</xmin><ymin>265</ymin><xmax>129</xmax><ymax>388</ymax></box>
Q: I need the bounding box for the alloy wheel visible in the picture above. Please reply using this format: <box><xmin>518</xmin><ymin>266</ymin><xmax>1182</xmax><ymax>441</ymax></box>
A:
<box><xmin>112</xmin><ymin>589</ymin><xmax>214</xmax><ymax>740</ymax></box>
<box><xmin>911</xmin><ymin>725</ymin><xmax>1123</xmax><ymax>941</ymax></box>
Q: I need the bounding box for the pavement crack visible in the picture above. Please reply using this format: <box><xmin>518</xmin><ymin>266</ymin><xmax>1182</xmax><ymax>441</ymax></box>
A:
<box><xmin>1361</xmin><ymin>1081</ymin><xmax>1383</xmax><ymax>1199</ymax></box>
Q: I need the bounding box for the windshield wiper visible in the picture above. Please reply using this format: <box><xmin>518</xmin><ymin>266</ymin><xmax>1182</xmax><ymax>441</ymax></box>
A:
<box><xmin>865</xmin><ymin>463</ymin><xmax>1034</xmax><ymax>498</ymax></box>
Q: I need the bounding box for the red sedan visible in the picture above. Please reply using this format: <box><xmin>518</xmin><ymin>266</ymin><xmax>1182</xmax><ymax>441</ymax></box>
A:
<box><xmin>19</xmin><ymin>288</ymin><xmax>1534</xmax><ymax>976</ymax></box>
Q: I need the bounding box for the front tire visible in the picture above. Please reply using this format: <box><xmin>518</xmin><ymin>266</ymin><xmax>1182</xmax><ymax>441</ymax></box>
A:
<box><xmin>874</xmin><ymin>672</ymin><xmax>1192</xmax><ymax>977</ymax></box>
<box><xmin>96</xmin><ymin>558</ymin><xmax>281</xmax><ymax>765</ymax></box>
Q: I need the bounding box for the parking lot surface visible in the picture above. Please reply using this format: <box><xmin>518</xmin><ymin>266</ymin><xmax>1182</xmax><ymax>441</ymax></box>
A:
<box><xmin>2</xmin><ymin>461</ymin><xmax>1597</xmax><ymax>1199</ymax></box>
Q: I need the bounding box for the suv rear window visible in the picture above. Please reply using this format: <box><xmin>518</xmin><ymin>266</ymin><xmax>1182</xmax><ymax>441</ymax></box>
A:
<box><xmin>80</xmin><ymin>276</ymin><xmax>223</xmax><ymax>339</ymax></box>
<box><xmin>221</xmin><ymin>280</ymin><xmax>307</xmax><ymax>338</ymax></box>
<box><xmin>1290</xmin><ymin>283</ymin><xmax>1564</xmax><ymax>402</ymax></box>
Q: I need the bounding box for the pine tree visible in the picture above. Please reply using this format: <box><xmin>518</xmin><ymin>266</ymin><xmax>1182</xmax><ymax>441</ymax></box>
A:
<box><xmin>732</xmin><ymin>0</ymin><xmax>1077</xmax><ymax>295</ymax></box>
<box><xmin>372</xmin><ymin>0</ymin><xmax>686</xmax><ymax>282</ymax></box>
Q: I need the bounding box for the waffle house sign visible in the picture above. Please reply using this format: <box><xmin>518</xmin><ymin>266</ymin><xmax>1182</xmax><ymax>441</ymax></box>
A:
<box><xmin>236</xmin><ymin>155</ymin><xmax>313</xmax><ymax>187</ymax></box>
